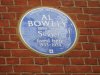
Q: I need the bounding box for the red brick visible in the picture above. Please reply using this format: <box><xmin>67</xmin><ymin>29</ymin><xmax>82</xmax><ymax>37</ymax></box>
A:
<box><xmin>75</xmin><ymin>21</ymin><xmax>86</xmax><ymax>28</ymax></box>
<box><xmin>2</xmin><ymin>13</ymin><xmax>15</xmax><ymax>19</ymax></box>
<box><xmin>0</xmin><ymin>42</ymin><xmax>4</xmax><ymax>49</ymax></box>
<box><xmin>61</xmin><ymin>7</ymin><xmax>82</xmax><ymax>14</ymax></box>
<box><xmin>64</xmin><ymin>66</ymin><xmax>91</xmax><ymax>73</ymax></box>
<box><xmin>82</xmin><ymin>43</ymin><xmax>95</xmax><ymax>50</ymax></box>
<box><xmin>75</xmin><ymin>1</ymin><xmax>87</xmax><ymax>7</ymax></box>
<box><xmin>8</xmin><ymin>6</ymin><xmax>28</xmax><ymax>12</ymax></box>
<box><xmin>7</xmin><ymin>73</ymin><xmax>21</xmax><ymax>75</ymax></box>
<box><xmin>51</xmin><ymin>74</ymin><xmax>71</xmax><ymax>75</ymax></box>
<box><xmin>85</xmin><ymin>58</ymin><xmax>97</xmax><ymax>65</ymax></box>
<box><xmin>96</xmin><ymin>44</ymin><xmax>100</xmax><ymax>50</ymax></box>
<box><xmin>62</xmin><ymin>1</ymin><xmax>74</xmax><ymax>7</ymax></box>
<box><xmin>92</xmin><ymin>66</ymin><xmax>100</xmax><ymax>73</ymax></box>
<box><xmin>10</xmin><ymin>20</ymin><xmax>18</xmax><ymax>27</ymax></box>
<box><xmin>84</xmin><ymin>8</ymin><xmax>100</xmax><ymax>15</ymax></box>
<box><xmin>0</xmin><ymin>66</ymin><xmax>12</xmax><ymax>72</ymax></box>
<box><xmin>0</xmin><ymin>73</ymin><xmax>6</xmax><ymax>75</ymax></box>
<box><xmin>87</xmin><ymin>74</ymin><xmax>100</xmax><ymax>75</ymax></box>
<box><xmin>4</xmin><ymin>28</ymin><xmax>16</xmax><ymax>34</ymax></box>
<box><xmin>80</xmin><ymin>29</ymin><xmax>92</xmax><ymax>35</ymax></box>
<box><xmin>90</xmin><ymin>15</ymin><xmax>100</xmax><ymax>21</ymax></box>
<box><xmin>0</xmin><ymin>28</ymin><xmax>3</xmax><ymax>34</ymax></box>
<box><xmin>93</xmin><ymin>29</ymin><xmax>100</xmax><ymax>35</ymax></box>
<box><xmin>1</xmin><ymin>0</ymin><xmax>13</xmax><ymax>5</ymax></box>
<box><xmin>0</xmin><ymin>20</ymin><xmax>9</xmax><ymax>27</ymax></box>
<box><xmin>10</xmin><ymin>35</ymin><xmax>20</xmax><ymax>41</ymax></box>
<box><xmin>0</xmin><ymin>6</ymin><xmax>6</xmax><ymax>12</ymax></box>
<box><xmin>91</xmin><ymin>51</ymin><xmax>100</xmax><ymax>58</ymax></box>
<box><xmin>79</xmin><ymin>36</ymin><xmax>88</xmax><ymax>42</ymax></box>
<box><xmin>42</xmin><ymin>66</ymin><xmax>64</xmax><ymax>73</ymax></box>
<box><xmin>15</xmin><ymin>0</ymin><xmax>27</xmax><ymax>5</ymax></box>
<box><xmin>14</xmin><ymin>65</ymin><xmax>41</xmax><ymax>72</ymax></box>
<box><xmin>12</xmin><ymin>50</ymin><xmax>39</xmax><ymax>57</ymax></box>
<box><xmin>0</xmin><ymin>13</ymin><xmax>2</xmax><ymax>19</ymax></box>
<box><xmin>21</xmin><ymin>58</ymin><xmax>33</xmax><ymax>64</ymax></box>
<box><xmin>42</xmin><ymin>0</ymin><xmax>60</xmax><ymax>7</ymax></box>
<box><xmin>73</xmin><ymin>43</ymin><xmax>82</xmax><ymax>50</ymax></box>
<box><xmin>68</xmin><ymin>14</ymin><xmax>77</xmax><ymax>20</ymax></box>
<box><xmin>85</xmin><ymin>21</ymin><xmax>100</xmax><ymax>28</ymax></box>
<box><xmin>16</xmin><ymin>13</ymin><xmax>23</xmax><ymax>20</ymax></box>
<box><xmin>98</xmin><ymin>59</ymin><xmax>100</xmax><ymax>64</ymax></box>
<box><xmin>0</xmin><ymin>58</ymin><xmax>5</xmax><ymax>64</ymax></box>
<box><xmin>77</xmin><ymin>14</ymin><xmax>89</xmax><ymax>20</ymax></box>
<box><xmin>0</xmin><ymin>35</ymin><xmax>9</xmax><ymax>41</ymax></box>
<box><xmin>71</xmin><ymin>58</ymin><xmax>84</xmax><ymax>65</ymax></box>
<box><xmin>88</xmin><ymin>36</ymin><xmax>100</xmax><ymax>43</ymax></box>
<box><xmin>49</xmin><ymin>58</ymin><xmax>69</xmax><ymax>65</ymax></box>
<box><xmin>72</xmin><ymin>74</ymin><xmax>85</xmax><ymax>75</ymax></box>
<box><xmin>28</xmin><ymin>0</ymin><xmax>41</xmax><ymax>6</ymax></box>
<box><xmin>35</xmin><ymin>58</ymin><xmax>48</xmax><ymax>65</ymax></box>
<box><xmin>36</xmin><ymin>74</ymin><xmax>48</xmax><ymax>75</ymax></box>
<box><xmin>64</xmin><ymin>51</ymin><xmax>89</xmax><ymax>57</ymax></box>
<box><xmin>18</xmin><ymin>42</ymin><xmax>27</xmax><ymax>49</ymax></box>
<box><xmin>0</xmin><ymin>50</ymin><xmax>10</xmax><ymax>57</ymax></box>
<box><xmin>5</xmin><ymin>42</ymin><xmax>18</xmax><ymax>49</ymax></box>
<box><xmin>6</xmin><ymin>58</ymin><xmax>19</xmax><ymax>64</ymax></box>
<box><xmin>22</xmin><ymin>73</ymin><xmax>33</xmax><ymax>75</ymax></box>
<box><xmin>88</xmin><ymin>1</ymin><xmax>100</xmax><ymax>7</ymax></box>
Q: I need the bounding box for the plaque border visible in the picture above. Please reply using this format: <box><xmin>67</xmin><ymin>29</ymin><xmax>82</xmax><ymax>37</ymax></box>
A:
<box><xmin>17</xmin><ymin>6</ymin><xmax>79</xmax><ymax>56</ymax></box>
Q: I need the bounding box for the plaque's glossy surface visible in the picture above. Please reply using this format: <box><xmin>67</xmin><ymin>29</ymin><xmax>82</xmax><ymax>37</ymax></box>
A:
<box><xmin>19</xmin><ymin>7</ymin><xmax>78</xmax><ymax>55</ymax></box>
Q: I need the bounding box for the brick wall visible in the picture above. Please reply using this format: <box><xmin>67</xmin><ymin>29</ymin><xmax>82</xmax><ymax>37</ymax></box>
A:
<box><xmin>0</xmin><ymin>0</ymin><xmax>100</xmax><ymax>75</ymax></box>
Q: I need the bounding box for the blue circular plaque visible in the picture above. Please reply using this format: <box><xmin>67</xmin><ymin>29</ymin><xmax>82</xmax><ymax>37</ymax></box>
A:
<box><xmin>19</xmin><ymin>7</ymin><xmax>78</xmax><ymax>56</ymax></box>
